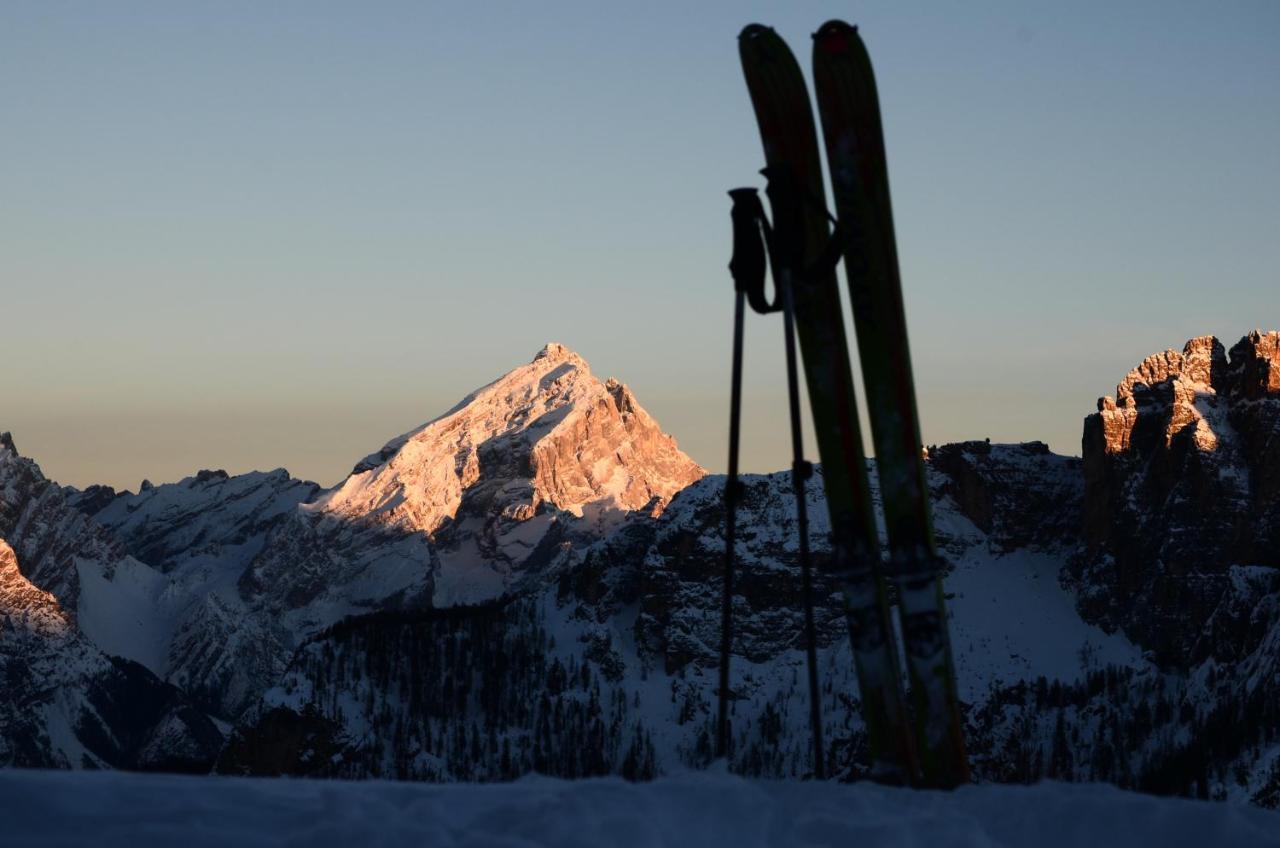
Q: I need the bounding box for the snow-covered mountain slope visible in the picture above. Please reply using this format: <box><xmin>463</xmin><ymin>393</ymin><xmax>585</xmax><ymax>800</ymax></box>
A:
<box><xmin>4</xmin><ymin>768</ymin><xmax>1276</xmax><ymax>848</ymax></box>
<box><xmin>228</xmin><ymin>342</ymin><xmax>703</xmax><ymax>626</ymax></box>
<box><xmin>0</xmin><ymin>433</ymin><xmax>125</xmax><ymax>609</ymax></box>
<box><xmin>9</xmin><ymin>345</ymin><xmax>705</xmax><ymax>720</ymax></box>
<box><xmin>222</xmin><ymin>405</ymin><xmax>1279</xmax><ymax>804</ymax></box>
<box><xmin>221</xmin><ymin>442</ymin><xmax>1153</xmax><ymax>789</ymax></box>
<box><xmin>0</xmin><ymin>537</ymin><xmax>221</xmax><ymax>771</ymax></box>
<box><xmin>80</xmin><ymin>469</ymin><xmax>321</xmax><ymax>575</ymax></box>
<box><xmin>626</xmin><ymin>442</ymin><xmax>1127</xmax><ymax>687</ymax></box>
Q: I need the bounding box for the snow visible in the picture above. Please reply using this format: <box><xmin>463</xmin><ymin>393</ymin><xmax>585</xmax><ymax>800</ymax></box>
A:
<box><xmin>74</xmin><ymin>554</ymin><xmax>171</xmax><ymax>672</ymax></box>
<box><xmin>433</xmin><ymin>537</ymin><xmax>509</xmax><ymax>607</ymax></box>
<box><xmin>947</xmin><ymin>549</ymin><xmax>1146</xmax><ymax>699</ymax></box>
<box><xmin>0</xmin><ymin>768</ymin><xmax>1275</xmax><ymax>848</ymax></box>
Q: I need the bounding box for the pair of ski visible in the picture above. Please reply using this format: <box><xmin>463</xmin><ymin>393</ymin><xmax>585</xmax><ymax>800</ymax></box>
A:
<box><xmin>719</xmin><ymin>21</ymin><xmax>969</xmax><ymax>789</ymax></box>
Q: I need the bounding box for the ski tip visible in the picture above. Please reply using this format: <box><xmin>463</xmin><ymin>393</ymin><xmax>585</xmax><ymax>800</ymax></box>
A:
<box><xmin>738</xmin><ymin>23</ymin><xmax>775</xmax><ymax>42</ymax></box>
<box><xmin>813</xmin><ymin>19</ymin><xmax>858</xmax><ymax>51</ymax></box>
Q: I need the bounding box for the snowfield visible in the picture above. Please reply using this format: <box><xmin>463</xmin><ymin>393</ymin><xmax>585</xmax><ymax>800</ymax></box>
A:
<box><xmin>1</xmin><ymin>768</ymin><xmax>1276</xmax><ymax>848</ymax></box>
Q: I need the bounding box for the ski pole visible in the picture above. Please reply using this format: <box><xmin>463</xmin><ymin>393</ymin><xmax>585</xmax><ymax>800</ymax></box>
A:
<box><xmin>718</xmin><ymin>189</ymin><xmax>764</xmax><ymax>763</ymax></box>
<box><xmin>778</xmin><ymin>264</ymin><xmax>825</xmax><ymax>779</ymax></box>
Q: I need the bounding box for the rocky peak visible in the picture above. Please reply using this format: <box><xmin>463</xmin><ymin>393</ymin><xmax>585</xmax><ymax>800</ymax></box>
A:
<box><xmin>0</xmin><ymin>432</ymin><xmax>15</xmax><ymax>455</ymax></box>
<box><xmin>1093</xmin><ymin>336</ymin><xmax>1229</xmax><ymax>455</ymax></box>
<box><xmin>313</xmin><ymin>344</ymin><xmax>705</xmax><ymax>538</ymax></box>
<box><xmin>533</xmin><ymin>342</ymin><xmax>579</xmax><ymax>364</ymax></box>
<box><xmin>1228</xmin><ymin>330</ymin><xmax>1280</xmax><ymax>400</ymax></box>
<box><xmin>1079</xmin><ymin>331</ymin><xmax>1280</xmax><ymax>663</ymax></box>
<box><xmin>0</xmin><ymin>539</ymin><xmax>70</xmax><ymax>637</ymax></box>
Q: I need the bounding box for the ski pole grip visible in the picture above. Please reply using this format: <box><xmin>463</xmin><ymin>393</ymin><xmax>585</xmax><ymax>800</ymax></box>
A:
<box><xmin>728</xmin><ymin>188</ymin><xmax>766</xmax><ymax>295</ymax></box>
<box><xmin>728</xmin><ymin>188</ymin><xmax>782</xmax><ymax>314</ymax></box>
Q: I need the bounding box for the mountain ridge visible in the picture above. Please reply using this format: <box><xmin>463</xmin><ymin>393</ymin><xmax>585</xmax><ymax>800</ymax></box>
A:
<box><xmin>2</xmin><ymin>332</ymin><xmax>1278</xmax><ymax>804</ymax></box>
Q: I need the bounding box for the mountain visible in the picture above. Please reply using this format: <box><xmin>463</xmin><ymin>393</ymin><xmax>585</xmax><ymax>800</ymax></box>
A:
<box><xmin>217</xmin><ymin>440</ymin><xmax>1145</xmax><ymax>785</ymax></box>
<box><xmin>18</xmin><ymin>344</ymin><xmax>702</xmax><ymax>721</ymax></box>
<box><xmin>261</xmin><ymin>341</ymin><xmax>705</xmax><ymax>608</ymax></box>
<box><xmin>216</xmin><ymin>333</ymin><xmax>1280</xmax><ymax>803</ymax></box>
<box><xmin>1078</xmin><ymin>332</ymin><xmax>1280</xmax><ymax>660</ymax></box>
<box><xmin>4</xmin><ymin>335</ymin><xmax>1279</xmax><ymax>805</ymax></box>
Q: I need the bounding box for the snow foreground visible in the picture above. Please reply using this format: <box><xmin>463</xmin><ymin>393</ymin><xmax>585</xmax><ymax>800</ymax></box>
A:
<box><xmin>1</xmin><ymin>769</ymin><xmax>1276</xmax><ymax>848</ymax></box>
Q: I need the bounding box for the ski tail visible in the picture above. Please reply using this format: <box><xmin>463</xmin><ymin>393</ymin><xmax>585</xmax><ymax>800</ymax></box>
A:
<box><xmin>812</xmin><ymin>19</ymin><xmax>970</xmax><ymax>788</ymax></box>
<box><xmin>737</xmin><ymin>23</ymin><xmax>918</xmax><ymax>784</ymax></box>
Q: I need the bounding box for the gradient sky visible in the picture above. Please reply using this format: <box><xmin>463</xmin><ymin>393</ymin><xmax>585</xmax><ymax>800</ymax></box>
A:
<box><xmin>3</xmin><ymin>1</ymin><xmax>1278</xmax><ymax>491</ymax></box>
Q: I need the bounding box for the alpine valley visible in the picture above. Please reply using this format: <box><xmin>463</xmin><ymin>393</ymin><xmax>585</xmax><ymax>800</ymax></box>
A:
<box><xmin>2</xmin><ymin>335</ymin><xmax>1278</xmax><ymax>806</ymax></box>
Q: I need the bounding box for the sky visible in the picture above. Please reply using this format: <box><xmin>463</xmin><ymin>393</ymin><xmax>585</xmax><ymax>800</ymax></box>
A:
<box><xmin>2</xmin><ymin>1</ymin><xmax>1277</xmax><ymax>491</ymax></box>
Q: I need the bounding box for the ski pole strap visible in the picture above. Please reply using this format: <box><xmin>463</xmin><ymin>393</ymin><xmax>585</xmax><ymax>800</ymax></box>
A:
<box><xmin>757</xmin><ymin>167</ymin><xmax>844</xmax><ymax>288</ymax></box>
<box><xmin>728</xmin><ymin>188</ymin><xmax>782</xmax><ymax>315</ymax></box>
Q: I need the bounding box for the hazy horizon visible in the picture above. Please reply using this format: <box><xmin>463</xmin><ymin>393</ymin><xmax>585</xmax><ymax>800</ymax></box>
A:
<box><xmin>4</xmin><ymin>2</ymin><xmax>1277</xmax><ymax>491</ymax></box>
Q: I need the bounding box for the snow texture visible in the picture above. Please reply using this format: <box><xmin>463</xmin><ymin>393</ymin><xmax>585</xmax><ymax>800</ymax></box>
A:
<box><xmin>0</xmin><ymin>768</ymin><xmax>1275</xmax><ymax>848</ymax></box>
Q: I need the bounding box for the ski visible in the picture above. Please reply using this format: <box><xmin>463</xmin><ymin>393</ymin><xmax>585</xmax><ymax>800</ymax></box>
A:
<box><xmin>737</xmin><ymin>23</ymin><xmax>918</xmax><ymax>783</ymax></box>
<box><xmin>812</xmin><ymin>19</ymin><xmax>970</xmax><ymax>788</ymax></box>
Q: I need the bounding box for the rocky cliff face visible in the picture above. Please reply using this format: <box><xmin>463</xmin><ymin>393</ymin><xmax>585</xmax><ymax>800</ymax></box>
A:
<box><xmin>1</xmin><ymin>539</ymin><xmax>70</xmax><ymax>637</ymax></box>
<box><xmin>1079</xmin><ymin>332</ymin><xmax>1280</xmax><ymax>662</ymax></box>
<box><xmin>927</xmin><ymin>441</ymin><xmax>1082</xmax><ymax>553</ymax></box>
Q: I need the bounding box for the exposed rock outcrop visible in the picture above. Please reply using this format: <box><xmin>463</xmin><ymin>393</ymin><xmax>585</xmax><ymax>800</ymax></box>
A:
<box><xmin>0</xmin><ymin>539</ymin><xmax>70</xmax><ymax>637</ymax></box>
<box><xmin>1079</xmin><ymin>332</ymin><xmax>1280</xmax><ymax>662</ymax></box>
<box><xmin>928</xmin><ymin>441</ymin><xmax>1082</xmax><ymax>553</ymax></box>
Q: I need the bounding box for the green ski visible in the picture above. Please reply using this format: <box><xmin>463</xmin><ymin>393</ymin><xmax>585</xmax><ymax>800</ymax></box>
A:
<box><xmin>737</xmin><ymin>23</ymin><xmax>918</xmax><ymax>783</ymax></box>
<box><xmin>812</xmin><ymin>19</ymin><xmax>970</xmax><ymax>788</ymax></box>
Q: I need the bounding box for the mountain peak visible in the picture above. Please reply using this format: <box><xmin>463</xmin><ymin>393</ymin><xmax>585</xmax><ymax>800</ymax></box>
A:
<box><xmin>310</xmin><ymin>346</ymin><xmax>705</xmax><ymax>600</ymax></box>
<box><xmin>533</xmin><ymin>342</ymin><xmax>580</xmax><ymax>365</ymax></box>
<box><xmin>1082</xmin><ymin>331</ymin><xmax>1280</xmax><ymax>660</ymax></box>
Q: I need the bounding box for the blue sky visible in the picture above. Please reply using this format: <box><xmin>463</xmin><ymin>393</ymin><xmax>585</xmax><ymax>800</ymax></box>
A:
<box><xmin>3</xmin><ymin>2</ymin><xmax>1277</xmax><ymax>489</ymax></box>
